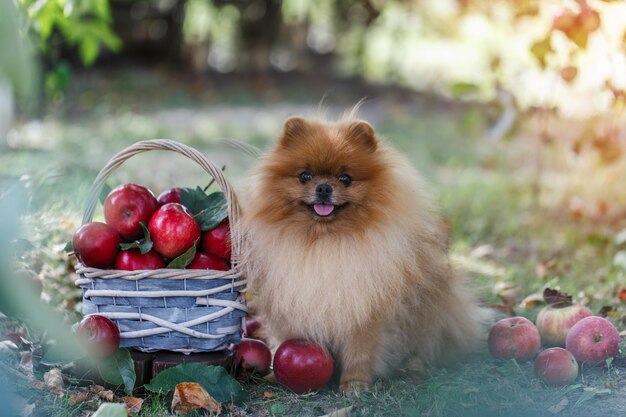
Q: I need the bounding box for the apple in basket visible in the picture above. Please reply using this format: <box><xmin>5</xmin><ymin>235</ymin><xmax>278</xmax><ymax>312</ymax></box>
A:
<box><xmin>273</xmin><ymin>339</ymin><xmax>334</xmax><ymax>394</ymax></box>
<box><xmin>114</xmin><ymin>249</ymin><xmax>166</xmax><ymax>270</ymax></box>
<box><xmin>202</xmin><ymin>220</ymin><xmax>231</xmax><ymax>261</ymax></box>
<box><xmin>76</xmin><ymin>315</ymin><xmax>120</xmax><ymax>358</ymax></box>
<box><xmin>104</xmin><ymin>183</ymin><xmax>159</xmax><ymax>240</ymax></box>
<box><xmin>73</xmin><ymin>222</ymin><xmax>121</xmax><ymax>268</ymax></box>
<box><xmin>156</xmin><ymin>187</ymin><xmax>182</xmax><ymax>206</ymax></box>
<box><xmin>148</xmin><ymin>203</ymin><xmax>201</xmax><ymax>259</ymax></box>
<box><xmin>187</xmin><ymin>253</ymin><xmax>229</xmax><ymax>271</ymax></box>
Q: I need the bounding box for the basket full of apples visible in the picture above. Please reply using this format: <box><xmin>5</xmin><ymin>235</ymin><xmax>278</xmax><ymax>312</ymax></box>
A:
<box><xmin>72</xmin><ymin>139</ymin><xmax>247</xmax><ymax>352</ymax></box>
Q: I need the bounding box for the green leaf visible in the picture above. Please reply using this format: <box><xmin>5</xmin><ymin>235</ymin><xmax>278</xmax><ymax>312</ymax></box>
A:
<box><xmin>120</xmin><ymin>223</ymin><xmax>153</xmax><ymax>254</ymax></box>
<box><xmin>40</xmin><ymin>342</ymin><xmax>86</xmax><ymax>366</ymax></box>
<box><xmin>144</xmin><ymin>363</ymin><xmax>246</xmax><ymax>404</ymax></box>
<box><xmin>64</xmin><ymin>240</ymin><xmax>73</xmax><ymax>252</ymax></box>
<box><xmin>195</xmin><ymin>192</ymin><xmax>228</xmax><ymax>231</ymax></box>
<box><xmin>166</xmin><ymin>241</ymin><xmax>197</xmax><ymax>269</ymax></box>
<box><xmin>97</xmin><ymin>349</ymin><xmax>136</xmax><ymax>396</ymax></box>
<box><xmin>92</xmin><ymin>403</ymin><xmax>127</xmax><ymax>417</ymax></box>
<box><xmin>99</xmin><ymin>183</ymin><xmax>112</xmax><ymax>205</ymax></box>
<box><xmin>79</xmin><ymin>36</ymin><xmax>100</xmax><ymax>66</ymax></box>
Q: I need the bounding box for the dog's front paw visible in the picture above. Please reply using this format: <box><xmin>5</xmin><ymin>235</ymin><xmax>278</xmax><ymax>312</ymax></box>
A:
<box><xmin>339</xmin><ymin>380</ymin><xmax>370</xmax><ymax>396</ymax></box>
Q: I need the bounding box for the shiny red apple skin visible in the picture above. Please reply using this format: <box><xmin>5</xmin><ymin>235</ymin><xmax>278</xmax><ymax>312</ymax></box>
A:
<box><xmin>187</xmin><ymin>253</ymin><xmax>228</xmax><ymax>271</ymax></box>
<box><xmin>233</xmin><ymin>338</ymin><xmax>272</xmax><ymax>376</ymax></box>
<box><xmin>565</xmin><ymin>316</ymin><xmax>620</xmax><ymax>365</ymax></box>
<box><xmin>534</xmin><ymin>347</ymin><xmax>578</xmax><ymax>386</ymax></box>
<box><xmin>536</xmin><ymin>304</ymin><xmax>592</xmax><ymax>347</ymax></box>
<box><xmin>202</xmin><ymin>220</ymin><xmax>231</xmax><ymax>261</ymax></box>
<box><xmin>148</xmin><ymin>203</ymin><xmax>201</xmax><ymax>259</ymax></box>
<box><xmin>488</xmin><ymin>317</ymin><xmax>541</xmax><ymax>361</ymax></box>
<box><xmin>76</xmin><ymin>315</ymin><xmax>120</xmax><ymax>358</ymax></box>
<box><xmin>114</xmin><ymin>249</ymin><xmax>166</xmax><ymax>270</ymax></box>
<box><xmin>73</xmin><ymin>222</ymin><xmax>121</xmax><ymax>268</ymax></box>
<box><xmin>243</xmin><ymin>317</ymin><xmax>262</xmax><ymax>339</ymax></box>
<box><xmin>156</xmin><ymin>188</ymin><xmax>182</xmax><ymax>206</ymax></box>
<box><xmin>273</xmin><ymin>339</ymin><xmax>334</xmax><ymax>394</ymax></box>
<box><xmin>104</xmin><ymin>183</ymin><xmax>158</xmax><ymax>240</ymax></box>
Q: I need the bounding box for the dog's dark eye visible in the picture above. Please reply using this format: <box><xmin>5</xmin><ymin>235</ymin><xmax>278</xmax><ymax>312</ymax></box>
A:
<box><xmin>299</xmin><ymin>171</ymin><xmax>313</xmax><ymax>184</ymax></box>
<box><xmin>338</xmin><ymin>173</ymin><xmax>352</xmax><ymax>186</ymax></box>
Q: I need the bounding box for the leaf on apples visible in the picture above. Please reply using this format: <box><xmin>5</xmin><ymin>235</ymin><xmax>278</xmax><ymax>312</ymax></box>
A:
<box><xmin>119</xmin><ymin>222</ymin><xmax>153</xmax><ymax>254</ymax></box>
<box><xmin>99</xmin><ymin>183</ymin><xmax>112</xmax><ymax>206</ymax></box>
<box><xmin>96</xmin><ymin>348</ymin><xmax>136</xmax><ymax>396</ymax></box>
<box><xmin>64</xmin><ymin>240</ymin><xmax>73</xmax><ymax>253</ymax></box>
<box><xmin>543</xmin><ymin>288</ymin><xmax>572</xmax><ymax>308</ymax></box>
<box><xmin>171</xmin><ymin>382</ymin><xmax>221</xmax><ymax>415</ymax></box>
<box><xmin>166</xmin><ymin>241</ymin><xmax>197</xmax><ymax>269</ymax></box>
<box><xmin>180</xmin><ymin>187</ymin><xmax>228</xmax><ymax>231</ymax></box>
<box><xmin>144</xmin><ymin>363</ymin><xmax>246</xmax><ymax>404</ymax></box>
<box><xmin>92</xmin><ymin>403</ymin><xmax>127</xmax><ymax>417</ymax></box>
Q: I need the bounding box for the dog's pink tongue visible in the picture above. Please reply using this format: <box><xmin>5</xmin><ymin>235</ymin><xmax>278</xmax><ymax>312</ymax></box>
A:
<box><xmin>313</xmin><ymin>204</ymin><xmax>335</xmax><ymax>216</ymax></box>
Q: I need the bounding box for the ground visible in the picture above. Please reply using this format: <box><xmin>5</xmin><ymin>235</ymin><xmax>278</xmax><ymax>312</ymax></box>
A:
<box><xmin>3</xmin><ymin>66</ymin><xmax>626</xmax><ymax>416</ymax></box>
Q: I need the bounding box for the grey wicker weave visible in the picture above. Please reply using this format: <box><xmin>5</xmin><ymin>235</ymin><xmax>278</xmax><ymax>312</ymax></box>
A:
<box><xmin>75</xmin><ymin>140</ymin><xmax>247</xmax><ymax>352</ymax></box>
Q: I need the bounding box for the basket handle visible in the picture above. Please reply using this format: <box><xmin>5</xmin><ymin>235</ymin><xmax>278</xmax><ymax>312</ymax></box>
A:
<box><xmin>82</xmin><ymin>139</ymin><xmax>242</xmax><ymax>265</ymax></box>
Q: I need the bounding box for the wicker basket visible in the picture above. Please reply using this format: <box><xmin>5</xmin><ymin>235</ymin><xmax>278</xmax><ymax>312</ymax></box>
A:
<box><xmin>74</xmin><ymin>140</ymin><xmax>247</xmax><ymax>353</ymax></box>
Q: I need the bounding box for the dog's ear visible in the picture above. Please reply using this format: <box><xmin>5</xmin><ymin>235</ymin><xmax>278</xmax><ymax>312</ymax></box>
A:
<box><xmin>279</xmin><ymin>116</ymin><xmax>308</xmax><ymax>146</ymax></box>
<box><xmin>345</xmin><ymin>120</ymin><xmax>377</xmax><ymax>152</ymax></box>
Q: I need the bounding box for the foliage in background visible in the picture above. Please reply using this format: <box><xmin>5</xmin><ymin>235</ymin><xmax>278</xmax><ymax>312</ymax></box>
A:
<box><xmin>18</xmin><ymin>0</ymin><xmax>121</xmax><ymax>97</ymax></box>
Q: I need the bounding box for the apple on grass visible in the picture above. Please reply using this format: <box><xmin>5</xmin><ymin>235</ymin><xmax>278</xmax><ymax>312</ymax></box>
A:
<box><xmin>534</xmin><ymin>347</ymin><xmax>578</xmax><ymax>386</ymax></box>
<box><xmin>114</xmin><ymin>249</ymin><xmax>166</xmax><ymax>270</ymax></box>
<box><xmin>565</xmin><ymin>316</ymin><xmax>620</xmax><ymax>365</ymax></box>
<box><xmin>273</xmin><ymin>339</ymin><xmax>334</xmax><ymax>394</ymax></box>
<box><xmin>104</xmin><ymin>183</ymin><xmax>158</xmax><ymax>240</ymax></box>
<box><xmin>76</xmin><ymin>315</ymin><xmax>120</xmax><ymax>358</ymax></box>
<box><xmin>233</xmin><ymin>338</ymin><xmax>272</xmax><ymax>377</ymax></box>
<box><xmin>73</xmin><ymin>222</ymin><xmax>121</xmax><ymax>268</ymax></box>
<box><xmin>535</xmin><ymin>288</ymin><xmax>592</xmax><ymax>347</ymax></box>
<box><xmin>488</xmin><ymin>317</ymin><xmax>541</xmax><ymax>361</ymax></box>
<box><xmin>148</xmin><ymin>203</ymin><xmax>201</xmax><ymax>259</ymax></box>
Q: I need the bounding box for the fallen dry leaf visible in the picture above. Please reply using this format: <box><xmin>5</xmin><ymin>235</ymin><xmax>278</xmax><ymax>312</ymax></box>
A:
<box><xmin>90</xmin><ymin>385</ymin><xmax>106</xmax><ymax>394</ymax></box>
<box><xmin>68</xmin><ymin>391</ymin><xmax>91</xmax><ymax>406</ymax></box>
<box><xmin>43</xmin><ymin>368</ymin><xmax>64</xmax><ymax>396</ymax></box>
<box><xmin>30</xmin><ymin>379</ymin><xmax>46</xmax><ymax>390</ymax></box>
<box><xmin>123</xmin><ymin>396</ymin><xmax>144</xmax><ymax>415</ymax></box>
<box><xmin>493</xmin><ymin>282</ymin><xmax>522</xmax><ymax>306</ymax></box>
<box><xmin>20</xmin><ymin>351</ymin><xmax>33</xmax><ymax>373</ymax></box>
<box><xmin>519</xmin><ymin>292</ymin><xmax>545</xmax><ymax>309</ymax></box>
<box><xmin>172</xmin><ymin>382</ymin><xmax>221</xmax><ymax>416</ymax></box>
<box><xmin>618</xmin><ymin>288</ymin><xmax>626</xmax><ymax>301</ymax></box>
<box><xmin>98</xmin><ymin>389</ymin><xmax>115</xmax><ymax>402</ymax></box>
<box><xmin>263</xmin><ymin>391</ymin><xmax>277</xmax><ymax>399</ymax></box>
<box><xmin>547</xmin><ymin>398</ymin><xmax>568</xmax><ymax>414</ymax></box>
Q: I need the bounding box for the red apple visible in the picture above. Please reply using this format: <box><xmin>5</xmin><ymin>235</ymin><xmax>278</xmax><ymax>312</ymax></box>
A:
<box><xmin>488</xmin><ymin>317</ymin><xmax>541</xmax><ymax>361</ymax></box>
<box><xmin>148</xmin><ymin>203</ymin><xmax>201</xmax><ymax>259</ymax></box>
<box><xmin>76</xmin><ymin>315</ymin><xmax>120</xmax><ymax>358</ymax></box>
<box><xmin>73</xmin><ymin>222</ymin><xmax>121</xmax><ymax>268</ymax></box>
<box><xmin>536</xmin><ymin>304</ymin><xmax>592</xmax><ymax>347</ymax></box>
<box><xmin>243</xmin><ymin>316</ymin><xmax>262</xmax><ymax>339</ymax></box>
<box><xmin>157</xmin><ymin>188</ymin><xmax>182</xmax><ymax>206</ymax></box>
<box><xmin>202</xmin><ymin>220</ymin><xmax>231</xmax><ymax>261</ymax></box>
<box><xmin>233</xmin><ymin>338</ymin><xmax>272</xmax><ymax>376</ymax></box>
<box><xmin>534</xmin><ymin>347</ymin><xmax>578</xmax><ymax>386</ymax></box>
<box><xmin>273</xmin><ymin>339</ymin><xmax>334</xmax><ymax>394</ymax></box>
<box><xmin>565</xmin><ymin>316</ymin><xmax>620</xmax><ymax>365</ymax></box>
<box><xmin>187</xmin><ymin>253</ymin><xmax>228</xmax><ymax>271</ymax></box>
<box><xmin>114</xmin><ymin>249</ymin><xmax>166</xmax><ymax>270</ymax></box>
<box><xmin>104</xmin><ymin>183</ymin><xmax>158</xmax><ymax>240</ymax></box>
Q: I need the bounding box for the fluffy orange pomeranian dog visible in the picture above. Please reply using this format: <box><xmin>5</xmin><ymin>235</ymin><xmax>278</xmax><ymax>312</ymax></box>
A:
<box><xmin>241</xmin><ymin>114</ymin><xmax>486</xmax><ymax>394</ymax></box>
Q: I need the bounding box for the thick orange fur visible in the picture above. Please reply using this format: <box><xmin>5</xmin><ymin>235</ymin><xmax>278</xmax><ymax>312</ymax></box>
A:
<box><xmin>240</xmin><ymin>115</ymin><xmax>486</xmax><ymax>394</ymax></box>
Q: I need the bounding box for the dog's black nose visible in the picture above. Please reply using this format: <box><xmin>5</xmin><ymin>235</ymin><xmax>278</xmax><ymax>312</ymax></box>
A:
<box><xmin>315</xmin><ymin>183</ymin><xmax>333</xmax><ymax>198</ymax></box>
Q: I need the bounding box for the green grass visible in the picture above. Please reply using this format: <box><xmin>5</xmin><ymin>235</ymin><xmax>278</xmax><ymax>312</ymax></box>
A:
<box><xmin>4</xmin><ymin>68</ymin><xmax>626</xmax><ymax>416</ymax></box>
